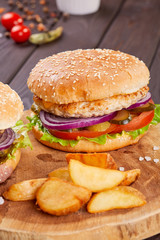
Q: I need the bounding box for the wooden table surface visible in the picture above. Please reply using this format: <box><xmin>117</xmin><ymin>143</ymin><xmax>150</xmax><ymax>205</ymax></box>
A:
<box><xmin>0</xmin><ymin>0</ymin><xmax>160</xmax><ymax>239</ymax></box>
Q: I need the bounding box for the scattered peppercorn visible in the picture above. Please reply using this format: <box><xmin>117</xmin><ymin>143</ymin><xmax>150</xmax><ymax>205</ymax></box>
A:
<box><xmin>63</xmin><ymin>12</ymin><xmax>70</xmax><ymax>20</ymax></box>
<box><xmin>4</xmin><ymin>0</ymin><xmax>68</xmax><ymax>43</ymax></box>
<box><xmin>50</xmin><ymin>12</ymin><xmax>57</xmax><ymax>18</ymax></box>
<box><xmin>21</xmin><ymin>14</ymin><xmax>27</xmax><ymax>20</ymax></box>
<box><xmin>40</xmin><ymin>0</ymin><xmax>46</xmax><ymax>5</ymax></box>
<box><xmin>31</xmin><ymin>5</ymin><xmax>36</xmax><ymax>9</ymax></box>
<box><xmin>37</xmin><ymin>23</ymin><xmax>46</xmax><ymax>32</ymax></box>
<box><xmin>0</xmin><ymin>8</ymin><xmax>5</xmax><ymax>14</ymax></box>
<box><xmin>29</xmin><ymin>22</ymin><xmax>35</xmax><ymax>29</ymax></box>
<box><xmin>24</xmin><ymin>7</ymin><xmax>29</xmax><ymax>14</ymax></box>
<box><xmin>43</xmin><ymin>6</ymin><xmax>49</xmax><ymax>13</ymax></box>
<box><xmin>4</xmin><ymin>31</ymin><xmax>11</xmax><ymax>38</ymax></box>
<box><xmin>8</xmin><ymin>0</ymin><xmax>14</xmax><ymax>6</ymax></box>
<box><xmin>17</xmin><ymin>2</ymin><xmax>24</xmax><ymax>11</ymax></box>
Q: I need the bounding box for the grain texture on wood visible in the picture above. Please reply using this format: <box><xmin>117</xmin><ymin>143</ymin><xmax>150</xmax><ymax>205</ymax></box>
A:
<box><xmin>99</xmin><ymin>0</ymin><xmax>160</xmax><ymax>104</ymax></box>
<box><xmin>0</xmin><ymin>0</ymin><xmax>58</xmax><ymax>85</ymax></box>
<box><xmin>0</xmin><ymin>110</ymin><xmax>160</xmax><ymax>240</ymax></box>
<box><xmin>149</xmin><ymin>43</ymin><xmax>160</xmax><ymax>104</ymax></box>
<box><xmin>99</xmin><ymin>0</ymin><xmax>160</xmax><ymax>67</ymax></box>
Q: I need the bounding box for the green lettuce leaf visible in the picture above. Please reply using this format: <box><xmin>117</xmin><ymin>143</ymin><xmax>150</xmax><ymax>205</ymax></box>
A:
<box><xmin>27</xmin><ymin>115</ymin><xmax>78</xmax><ymax>147</ymax></box>
<box><xmin>27</xmin><ymin>104</ymin><xmax>160</xmax><ymax>147</ymax></box>
<box><xmin>41</xmin><ymin>132</ymin><xmax>77</xmax><ymax>147</ymax></box>
<box><xmin>78</xmin><ymin>134</ymin><xmax>107</xmax><ymax>145</ymax></box>
<box><xmin>151</xmin><ymin>104</ymin><xmax>160</xmax><ymax>125</ymax></box>
<box><xmin>7</xmin><ymin>120</ymin><xmax>32</xmax><ymax>159</ymax></box>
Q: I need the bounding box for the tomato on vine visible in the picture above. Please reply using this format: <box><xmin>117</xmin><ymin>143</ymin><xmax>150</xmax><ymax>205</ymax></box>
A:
<box><xmin>1</xmin><ymin>12</ymin><xmax>23</xmax><ymax>31</ymax></box>
<box><xmin>11</xmin><ymin>25</ymin><xmax>31</xmax><ymax>43</ymax></box>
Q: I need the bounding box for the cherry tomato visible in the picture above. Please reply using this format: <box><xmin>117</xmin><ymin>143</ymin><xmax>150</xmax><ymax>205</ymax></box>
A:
<box><xmin>1</xmin><ymin>12</ymin><xmax>23</xmax><ymax>31</ymax></box>
<box><xmin>11</xmin><ymin>25</ymin><xmax>31</xmax><ymax>43</ymax></box>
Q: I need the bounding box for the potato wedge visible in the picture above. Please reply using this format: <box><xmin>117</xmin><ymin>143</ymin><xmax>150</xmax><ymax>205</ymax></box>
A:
<box><xmin>48</xmin><ymin>167</ymin><xmax>71</xmax><ymax>182</ymax></box>
<box><xmin>120</xmin><ymin>169</ymin><xmax>141</xmax><ymax>186</ymax></box>
<box><xmin>87</xmin><ymin>186</ymin><xmax>146</xmax><ymax>213</ymax></box>
<box><xmin>66</xmin><ymin>153</ymin><xmax>117</xmax><ymax>169</ymax></box>
<box><xmin>3</xmin><ymin>178</ymin><xmax>47</xmax><ymax>201</ymax></box>
<box><xmin>36</xmin><ymin>178</ymin><xmax>92</xmax><ymax>216</ymax></box>
<box><xmin>69</xmin><ymin>159</ymin><xmax>126</xmax><ymax>192</ymax></box>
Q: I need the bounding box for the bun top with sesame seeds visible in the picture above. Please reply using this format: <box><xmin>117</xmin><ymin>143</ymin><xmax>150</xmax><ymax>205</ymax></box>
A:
<box><xmin>27</xmin><ymin>49</ymin><xmax>150</xmax><ymax>105</ymax></box>
<box><xmin>0</xmin><ymin>82</ymin><xmax>24</xmax><ymax>130</ymax></box>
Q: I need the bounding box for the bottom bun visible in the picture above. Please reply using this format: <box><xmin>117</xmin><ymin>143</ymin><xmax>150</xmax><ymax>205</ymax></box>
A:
<box><xmin>0</xmin><ymin>149</ymin><xmax>21</xmax><ymax>183</ymax></box>
<box><xmin>32</xmin><ymin>126</ymin><xmax>147</xmax><ymax>153</ymax></box>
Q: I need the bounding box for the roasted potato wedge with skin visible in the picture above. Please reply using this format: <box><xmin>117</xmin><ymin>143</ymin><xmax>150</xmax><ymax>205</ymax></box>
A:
<box><xmin>48</xmin><ymin>167</ymin><xmax>71</xmax><ymax>182</ymax></box>
<box><xmin>69</xmin><ymin>159</ymin><xmax>126</xmax><ymax>192</ymax></box>
<box><xmin>36</xmin><ymin>177</ymin><xmax>92</xmax><ymax>216</ymax></box>
<box><xmin>66</xmin><ymin>153</ymin><xmax>117</xmax><ymax>169</ymax></box>
<box><xmin>120</xmin><ymin>169</ymin><xmax>141</xmax><ymax>186</ymax></box>
<box><xmin>87</xmin><ymin>186</ymin><xmax>146</xmax><ymax>213</ymax></box>
<box><xmin>3</xmin><ymin>178</ymin><xmax>47</xmax><ymax>201</ymax></box>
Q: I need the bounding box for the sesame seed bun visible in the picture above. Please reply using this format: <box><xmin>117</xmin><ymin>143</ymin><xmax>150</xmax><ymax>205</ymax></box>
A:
<box><xmin>32</xmin><ymin>126</ymin><xmax>146</xmax><ymax>153</ymax></box>
<box><xmin>0</xmin><ymin>82</ymin><xmax>24</xmax><ymax>130</ymax></box>
<box><xmin>27</xmin><ymin>49</ymin><xmax>149</xmax><ymax>105</ymax></box>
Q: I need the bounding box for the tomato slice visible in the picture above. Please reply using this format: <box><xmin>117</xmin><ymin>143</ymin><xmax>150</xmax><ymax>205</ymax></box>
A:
<box><xmin>110</xmin><ymin>110</ymin><xmax>154</xmax><ymax>134</ymax></box>
<box><xmin>49</xmin><ymin>124</ymin><xmax>117</xmax><ymax>140</ymax></box>
<box><xmin>48</xmin><ymin>109</ymin><xmax>154</xmax><ymax>140</ymax></box>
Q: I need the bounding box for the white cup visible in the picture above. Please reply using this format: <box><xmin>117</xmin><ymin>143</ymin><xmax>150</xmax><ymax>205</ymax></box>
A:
<box><xmin>56</xmin><ymin>0</ymin><xmax>101</xmax><ymax>15</ymax></box>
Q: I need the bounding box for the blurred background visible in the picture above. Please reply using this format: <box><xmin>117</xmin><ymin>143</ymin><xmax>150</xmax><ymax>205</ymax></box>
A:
<box><xmin>0</xmin><ymin>0</ymin><xmax>160</xmax><ymax>111</ymax></box>
<box><xmin>0</xmin><ymin>1</ymin><xmax>160</xmax><ymax>240</ymax></box>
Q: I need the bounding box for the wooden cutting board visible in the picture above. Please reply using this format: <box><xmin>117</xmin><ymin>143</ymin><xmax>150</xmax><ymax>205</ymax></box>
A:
<box><xmin>0</xmin><ymin>110</ymin><xmax>160</xmax><ymax>240</ymax></box>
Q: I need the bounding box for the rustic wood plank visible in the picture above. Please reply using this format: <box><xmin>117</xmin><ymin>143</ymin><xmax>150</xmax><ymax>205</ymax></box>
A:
<box><xmin>9</xmin><ymin>0</ymin><xmax>124</xmax><ymax>109</ymax></box>
<box><xmin>99</xmin><ymin>0</ymin><xmax>160</xmax><ymax>67</ymax></box>
<box><xmin>146</xmin><ymin>234</ymin><xmax>160</xmax><ymax>240</ymax></box>
<box><xmin>99</xmin><ymin>0</ymin><xmax>160</xmax><ymax>103</ymax></box>
<box><xmin>0</xmin><ymin>0</ymin><xmax>35</xmax><ymax>84</ymax></box>
<box><xmin>0</xmin><ymin>111</ymin><xmax>160</xmax><ymax>240</ymax></box>
<box><xmin>0</xmin><ymin>0</ymin><xmax>58</xmax><ymax>85</ymax></box>
<box><xmin>149</xmin><ymin>42</ymin><xmax>160</xmax><ymax>104</ymax></box>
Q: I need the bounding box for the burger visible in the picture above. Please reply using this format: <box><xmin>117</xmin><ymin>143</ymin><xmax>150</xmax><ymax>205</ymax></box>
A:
<box><xmin>0</xmin><ymin>82</ymin><xmax>31</xmax><ymax>183</ymax></box>
<box><xmin>27</xmin><ymin>49</ymin><xmax>160</xmax><ymax>152</ymax></box>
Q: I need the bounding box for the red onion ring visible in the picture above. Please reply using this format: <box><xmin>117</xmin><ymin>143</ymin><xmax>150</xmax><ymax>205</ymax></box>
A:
<box><xmin>0</xmin><ymin>130</ymin><xmax>8</xmax><ymax>143</ymax></box>
<box><xmin>127</xmin><ymin>92</ymin><xmax>151</xmax><ymax>110</ymax></box>
<box><xmin>40</xmin><ymin>111</ymin><xmax>117</xmax><ymax>130</ymax></box>
<box><xmin>0</xmin><ymin>129</ymin><xmax>15</xmax><ymax>151</ymax></box>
